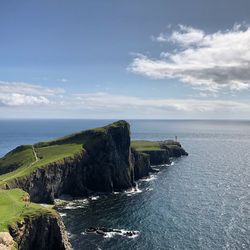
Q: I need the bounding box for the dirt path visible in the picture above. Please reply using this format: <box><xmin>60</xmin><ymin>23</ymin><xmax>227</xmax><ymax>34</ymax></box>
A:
<box><xmin>1</xmin><ymin>145</ymin><xmax>40</xmax><ymax>182</ymax></box>
<box><xmin>32</xmin><ymin>145</ymin><xmax>39</xmax><ymax>164</ymax></box>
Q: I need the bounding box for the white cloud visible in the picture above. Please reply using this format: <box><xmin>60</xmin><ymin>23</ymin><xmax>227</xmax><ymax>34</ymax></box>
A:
<box><xmin>0</xmin><ymin>81</ymin><xmax>64</xmax><ymax>106</ymax></box>
<box><xmin>153</xmin><ymin>25</ymin><xmax>205</xmax><ymax>45</ymax></box>
<box><xmin>0</xmin><ymin>93</ymin><xmax>50</xmax><ymax>106</ymax></box>
<box><xmin>1</xmin><ymin>89</ymin><xmax>250</xmax><ymax>118</ymax></box>
<box><xmin>129</xmin><ymin>24</ymin><xmax>250</xmax><ymax>92</ymax></box>
<box><xmin>170</xmin><ymin>25</ymin><xmax>205</xmax><ymax>46</ymax></box>
<box><xmin>71</xmin><ymin>92</ymin><xmax>250</xmax><ymax>113</ymax></box>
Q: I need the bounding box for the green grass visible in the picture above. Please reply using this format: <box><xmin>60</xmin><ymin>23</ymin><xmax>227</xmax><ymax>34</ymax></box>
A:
<box><xmin>35</xmin><ymin>144</ymin><xmax>83</xmax><ymax>167</ymax></box>
<box><xmin>0</xmin><ymin>189</ymin><xmax>55</xmax><ymax>232</ymax></box>
<box><xmin>131</xmin><ymin>140</ymin><xmax>180</xmax><ymax>152</ymax></box>
<box><xmin>0</xmin><ymin>120</ymin><xmax>128</xmax><ymax>185</ymax></box>
<box><xmin>131</xmin><ymin>140</ymin><xmax>164</xmax><ymax>151</ymax></box>
<box><xmin>0</xmin><ymin>144</ymin><xmax>83</xmax><ymax>183</ymax></box>
<box><xmin>0</xmin><ymin>146</ymin><xmax>35</xmax><ymax>175</ymax></box>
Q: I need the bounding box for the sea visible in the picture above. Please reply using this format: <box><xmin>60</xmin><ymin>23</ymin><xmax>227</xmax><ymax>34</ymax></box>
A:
<box><xmin>1</xmin><ymin>119</ymin><xmax>250</xmax><ymax>250</ymax></box>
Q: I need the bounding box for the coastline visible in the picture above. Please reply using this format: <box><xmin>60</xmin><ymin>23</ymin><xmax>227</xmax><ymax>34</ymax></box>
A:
<box><xmin>0</xmin><ymin>120</ymin><xmax>188</xmax><ymax>249</ymax></box>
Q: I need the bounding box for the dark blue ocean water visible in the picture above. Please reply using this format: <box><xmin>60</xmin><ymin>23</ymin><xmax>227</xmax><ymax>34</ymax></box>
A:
<box><xmin>1</xmin><ymin>119</ymin><xmax>250</xmax><ymax>250</ymax></box>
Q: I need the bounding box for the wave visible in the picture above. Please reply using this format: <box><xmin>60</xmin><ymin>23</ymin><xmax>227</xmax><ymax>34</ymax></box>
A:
<box><xmin>90</xmin><ymin>195</ymin><xmax>100</xmax><ymax>201</ymax></box>
<box><xmin>64</xmin><ymin>204</ymin><xmax>84</xmax><ymax>210</ymax></box>
<box><xmin>125</xmin><ymin>182</ymin><xmax>142</xmax><ymax>196</ymax></box>
<box><xmin>140</xmin><ymin>174</ymin><xmax>157</xmax><ymax>182</ymax></box>
<box><xmin>84</xmin><ymin>228</ymin><xmax>139</xmax><ymax>239</ymax></box>
<box><xmin>64</xmin><ymin>199</ymin><xmax>89</xmax><ymax>209</ymax></box>
<box><xmin>104</xmin><ymin>229</ymin><xmax>139</xmax><ymax>238</ymax></box>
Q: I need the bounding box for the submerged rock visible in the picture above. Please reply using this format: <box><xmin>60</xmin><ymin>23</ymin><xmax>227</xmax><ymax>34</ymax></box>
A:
<box><xmin>85</xmin><ymin>227</ymin><xmax>138</xmax><ymax>238</ymax></box>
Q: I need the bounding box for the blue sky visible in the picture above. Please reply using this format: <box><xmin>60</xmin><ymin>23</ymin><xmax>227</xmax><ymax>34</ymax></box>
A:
<box><xmin>1</xmin><ymin>0</ymin><xmax>250</xmax><ymax>119</ymax></box>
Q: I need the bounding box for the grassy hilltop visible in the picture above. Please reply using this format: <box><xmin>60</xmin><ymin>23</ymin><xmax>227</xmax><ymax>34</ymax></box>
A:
<box><xmin>0</xmin><ymin>144</ymin><xmax>82</xmax><ymax>183</ymax></box>
<box><xmin>0</xmin><ymin>189</ymin><xmax>55</xmax><ymax>232</ymax></box>
<box><xmin>0</xmin><ymin>120</ymin><xmax>128</xmax><ymax>186</ymax></box>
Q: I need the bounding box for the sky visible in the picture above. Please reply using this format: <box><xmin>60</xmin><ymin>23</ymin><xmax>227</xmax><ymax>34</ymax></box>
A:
<box><xmin>1</xmin><ymin>0</ymin><xmax>250</xmax><ymax>119</ymax></box>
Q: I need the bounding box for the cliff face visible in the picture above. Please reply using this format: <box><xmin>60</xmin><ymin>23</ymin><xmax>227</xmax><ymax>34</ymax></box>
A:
<box><xmin>142</xmin><ymin>145</ymin><xmax>188</xmax><ymax>166</ymax></box>
<box><xmin>0</xmin><ymin>189</ymin><xmax>72</xmax><ymax>250</ymax></box>
<box><xmin>6</xmin><ymin>121</ymin><xmax>137</xmax><ymax>203</ymax></box>
<box><xmin>168</xmin><ymin>145</ymin><xmax>188</xmax><ymax>157</ymax></box>
<box><xmin>9</xmin><ymin>213</ymin><xmax>72</xmax><ymax>250</ymax></box>
<box><xmin>3</xmin><ymin>121</ymin><xmax>188</xmax><ymax>204</ymax></box>
<box><xmin>83</xmin><ymin>122</ymin><xmax>134</xmax><ymax>192</ymax></box>
<box><xmin>7</xmin><ymin>152</ymin><xmax>88</xmax><ymax>203</ymax></box>
<box><xmin>131</xmin><ymin>149</ymin><xmax>151</xmax><ymax>180</ymax></box>
<box><xmin>142</xmin><ymin>150</ymin><xmax>171</xmax><ymax>166</ymax></box>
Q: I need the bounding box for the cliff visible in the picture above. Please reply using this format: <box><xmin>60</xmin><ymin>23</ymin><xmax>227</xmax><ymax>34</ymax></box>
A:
<box><xmin>0</xmin><ymin>121</ymin><xmax>136</xmax><ymax>203</ymax></box>
<box><xmin>131</xmin><ymin>148</ymin><xmax>151</xmax><ymax>180</ymax></box>
<box><xmin>131</xmin><ymin>140</ymin><xmax>188</xmax><ymax>165</ymax></box>
<box><xmin>0</xmin><ymin>120</ymin><xmax>188</xmax><ymax>250</ymax></box>
<box><xmin>9</xmin><ymin>213</ymin><xmax>71</xmax><ymax>250</ymax></box>
<box><xmin>0</xmin><ymin>121</ymin><xmax>188</xmax><ymax>204</ymax></box>
<box><xmin>0</xmin><ymin>189</ymin><xmax>71</xmax><ymax>250</ymax></box>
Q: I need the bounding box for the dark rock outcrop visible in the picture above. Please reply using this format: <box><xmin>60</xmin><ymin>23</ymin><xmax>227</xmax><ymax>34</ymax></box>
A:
<box><xmin>9</xmin><ymin>213</ymin><xmax>72</xmax><ymax>250</ymax></box>
<box><xmin>142</xmin><ymin>142</ymin><xmax>188</xmax><ymax>166</ymax></box>
<box><xmin>168</xmin><ymin>145</ymin><xmax>188</xmax><ymax>157</ymax></box>
<box><xmin>131</xmin><ymin>148</ymin><xmax>151</xmax><ymax>180</ymax></box>
<box><xmin>82</xmin><ymin>122</ymin><xmax>134</xmax><ymax>192</ymax></box>
<box><xmin>142</xmin><ymin>150</ymin><xmax>171</xmax><ymax>166</ymax></box>
<box><xmin>160</xmin><ymin>140</ymin><xmax>188</xmax><ymax>157</ymax></box>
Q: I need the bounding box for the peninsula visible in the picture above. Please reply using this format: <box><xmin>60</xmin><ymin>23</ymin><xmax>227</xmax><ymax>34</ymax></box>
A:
<box><xmin>0</xmin><ymin>120</ymin><xmax>187</xmax><ymax>250</ymax></box>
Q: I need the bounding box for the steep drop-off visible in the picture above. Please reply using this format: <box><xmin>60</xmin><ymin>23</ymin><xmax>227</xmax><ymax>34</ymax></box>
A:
<box><xmin>0</xmin><ymin>120</ymin><xmax>188</xmax><ymax>250</ymax></box>
<box><xmin>0</xmin><ymin>189</ymin><xmax>71</xmax><ymax>250</ymax></box>
<box><xmin>0</xmin><ymin>121</ymin><xmax>135</xmax><ymax>203</ymax></box>
<box><xmin>0</xmin><ymin>121</ymin><xmax>188</xmax><ymax>204</ymax></box>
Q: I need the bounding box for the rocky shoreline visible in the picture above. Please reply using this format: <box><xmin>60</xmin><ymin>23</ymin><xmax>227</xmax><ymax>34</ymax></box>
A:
<box><xmin>0</xmin><ymin>120</ymin><xmax>188</xmax><ymax>250</ymax></box>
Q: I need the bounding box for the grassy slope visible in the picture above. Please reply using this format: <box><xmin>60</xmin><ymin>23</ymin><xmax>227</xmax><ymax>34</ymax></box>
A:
<box><xmin>131</xmin><ymin>140</ymin><xmax>181</xmax><ymax>152</ymax></box>
<box><xmin>0</xmin><ymin>189</ymin><xmax>55</xmax><ymax>232</ymax></box>
<box><xmin>0</xmin><ymin>144</ymin><xmax>83</xmax><ymax>183</ymax></box>
<box><xmin>0</xmin><ymin>146</ymin><xmax>35</xmax><ymax>174</ymax></box>
<box><xmin>131</xmin><ymin>140</ymin><xmax>164</xmax><ymax>151</ymax></box>
<box><xmin>0</xmin><ymin>120</ymin><xmax>127</xmax><ymax>185</ymax></box>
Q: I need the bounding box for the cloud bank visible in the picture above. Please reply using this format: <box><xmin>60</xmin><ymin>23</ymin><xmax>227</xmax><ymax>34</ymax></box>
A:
<box><xmin>71</xmin><ymin>92</ymin><xmax>250</xmax><ymax>114</ymax></box>
<box><xmin>0</xmin><ymin>81</ymin><xmax>64</xmax><ymax>106</ymax></box>
<box><xmin>1</xmin><ymin>82</ymin><xmax>250</xmax><ymax>118</ymax></box>
<box><xmin>130</xmin><ymin>24</ymin><xmax>250</xmax><ymax>92</ymax></box>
